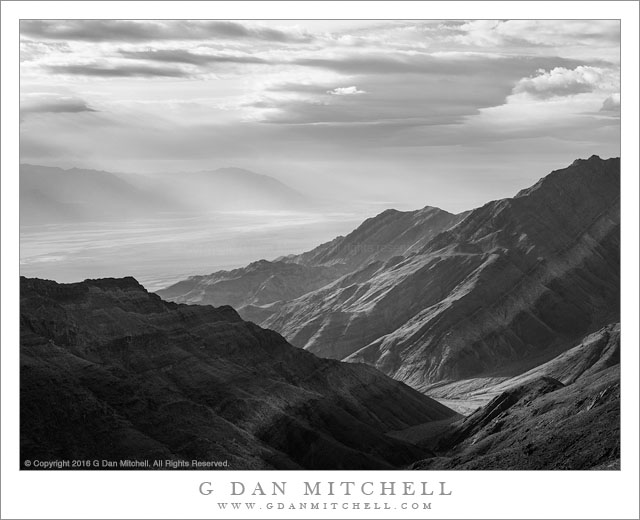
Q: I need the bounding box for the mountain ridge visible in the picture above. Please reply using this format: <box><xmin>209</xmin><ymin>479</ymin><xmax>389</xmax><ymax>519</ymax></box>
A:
<box><xmin>333</xmin><ymin>156</ymin><xmax>620</xmax><ymax>388</ymax></box>
<box><xmin>157</xmin><ymin>204</ymin><xmax>464</xmax><ymax>319</ymax></box>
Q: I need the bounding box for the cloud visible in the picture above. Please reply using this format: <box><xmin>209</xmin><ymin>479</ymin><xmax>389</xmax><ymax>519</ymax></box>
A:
<box><xmin>454</xmin><ymin>20</ymin><xmax>620</xmax><ymax>48</ymax></box>
<box><xmin>267</xmin><ymin>83</ymin><xmax>330</xmax><ymax>95</ymax></box>
<box><xmin>248</xmin><ymin>71</ymin><xmax>514</xmax><ymax>127</ymax></box>
<box><xmin>122</xmin><ymin>47</ymin><xmax>583</xmax><ymax>80</ymax></box>
<box><xmin>600</xmin><ymin>93</ymin><xmax>620</xmax><ymax>112</ymax></box>
<box><xmin>293</xmin><ymin>53</ymin><xmax>586</xmax><ymax>77</ymax></box>
<box><xmin>513</xmin><ymin>66</ymin><xmax>619</xmax><ymax>99</ymax></box>
<box><xmin>46</xmin><ymin>63</ymin><xmax>188</xmax><ymax>78</ymax></box>
<box><xmin>119</xmin><ymin>48</ymin><xmax>268</xmax><ymax>66</ymax></box>
<box><xmin>20</xmin><ymin>40</ymin><xmax>70</xmax><ymax>62</ymax></box>
<box><xmin>246</xmin><ymin>55</ymin><xmax>591</xmax><ymax>128</ymax></box>
<box><xmin>327</xmin><ymin>86</ymin><xmax>366</xmax><ymax>96</ymax></box>
<box><xmin>20</xmin><ymin>96</ymin><xmax>97</xmax><ymax>115</ymax></box>
<box><xmin>294</xmin><ymin>55</ymin><xmax>430</xmax><ymax>74</ymax></box>
<box><xmin>20</xmin><ymin>20</ymin><xmax>312</xmax><ymax>43</ymax></box>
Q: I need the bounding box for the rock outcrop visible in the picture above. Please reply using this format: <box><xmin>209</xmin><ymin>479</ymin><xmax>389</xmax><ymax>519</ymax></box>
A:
<box><xmin>20</xmin><ymin>276</ymin><xmax>456</xmax><ymax>470</ymax></box>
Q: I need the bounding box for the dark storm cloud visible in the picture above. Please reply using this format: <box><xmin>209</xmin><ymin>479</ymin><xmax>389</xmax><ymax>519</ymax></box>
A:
<box><xmin>21</xmin><ymin>96</ymin><xmax>97</xmax><ymax>115</ymax></box>
<box><xmin>46</xmin><ymin>63</ymin><xmax>188</xmax><ymax>78</ymax></box>
<box><xmin>20</xmin><ymin>20</ymin><xmax>312</xmax><ymax>43</ymax></box>
<box><xmin>119</xmin><ymin>49</ymin><xmax>268</xmax><ymax>66</ymax></box>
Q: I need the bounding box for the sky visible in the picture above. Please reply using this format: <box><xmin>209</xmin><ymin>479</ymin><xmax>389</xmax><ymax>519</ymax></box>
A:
<box><xmin>19</xmin><ymin>19</ymin><xmax>620</xmax><ymax>213</ymax></box>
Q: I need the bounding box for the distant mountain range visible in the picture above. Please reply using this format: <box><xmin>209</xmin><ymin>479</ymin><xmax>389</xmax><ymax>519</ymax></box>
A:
<box><xmin>20</xmin><ymin>164</ymin><xmax>170</xmax><ymax>225</ymax></box>
<box><xmin>20</xmin><ymin>164</ymin><xmax>311</xmax><ymax>225</ymax></box>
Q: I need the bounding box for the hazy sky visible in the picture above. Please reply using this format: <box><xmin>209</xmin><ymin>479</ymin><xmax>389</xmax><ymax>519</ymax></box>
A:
<box><xmin>20</xmin><ymin>19</ymin><xmax>620</xmax><ymax>212</ymax></box>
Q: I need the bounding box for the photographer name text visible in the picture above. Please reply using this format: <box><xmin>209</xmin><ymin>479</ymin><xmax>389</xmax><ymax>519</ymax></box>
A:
<box><xmin>199</xmin><ymin>480</ymin><xmax>452</xmax><ymax>497</ymax></box>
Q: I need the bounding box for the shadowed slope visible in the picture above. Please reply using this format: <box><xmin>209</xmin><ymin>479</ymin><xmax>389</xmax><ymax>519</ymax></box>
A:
<box><xmin>409</xmin><ymin>346</ymin><xmax>620</xmax><ymax>469</ymax></box>
<box><xmin>424</xmin><ymin>323</ymin><xmax>620</xmax><ymax>412</ymax></box>
<box><xmin>383</xmin><ymin>324</ymin><xmax>621</xmax><ymax>470</ymax></box>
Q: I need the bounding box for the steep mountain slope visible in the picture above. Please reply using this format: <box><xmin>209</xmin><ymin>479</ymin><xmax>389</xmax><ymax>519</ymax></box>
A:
<box><xmin>266</xmin><ymin>156</ymin><xmax>619</xmax><ymax>392</ymax></box>
<box><xmin>407</xmin><ymin>325</ymin><xmax>620</xmax><ymax>470</ymax></box>
<box><xmin>293</xmin><ymin>206</ymin><xmax>464</xmax><ymax>269</ymax></box>
<box><xmin>157</xmin><ymin>206</ymin><xmax>461</xmax><ymax>321</ymax></box>
<box><xmin>20</xmin><ymin>276</ymin><xmax>456</xmax><ymax>470</ymax></box>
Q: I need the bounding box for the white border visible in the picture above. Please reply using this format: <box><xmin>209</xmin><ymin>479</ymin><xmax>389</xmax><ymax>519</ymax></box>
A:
<box><xmin>2</xmin><ymin>2</ymin><xmax>638</xmax><ymax>519</ymax></box>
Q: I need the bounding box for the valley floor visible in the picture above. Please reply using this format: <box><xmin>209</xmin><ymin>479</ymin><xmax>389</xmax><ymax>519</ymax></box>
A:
<box><xmin>430</xmin><ymin>398</ymin><xmax>488</xmax><ymax>416</ymax></box>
